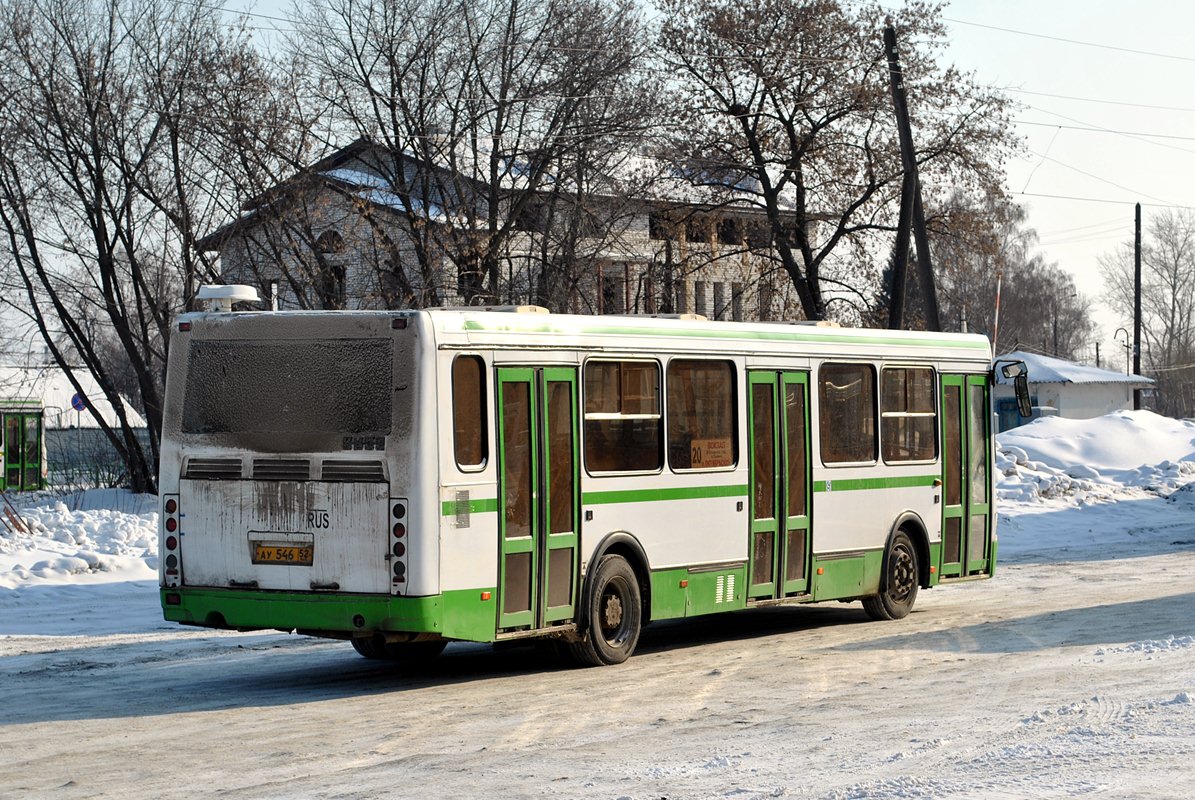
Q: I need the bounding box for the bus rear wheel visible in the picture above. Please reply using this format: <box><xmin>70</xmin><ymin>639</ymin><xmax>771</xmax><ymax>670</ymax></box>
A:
<box><xmin>351</xmin><ymin>636</ymin><xmax>447</xmax><ymax>663</ymax></box>
<box><xmin>863</xmin><ymin>531</ymin><xmax>919</xmax><ymax>621</ymax></box>
<box><xmin>567</xmin><ymin>554</ymin><xmax>642</xmax><ymax>666</ymax></box>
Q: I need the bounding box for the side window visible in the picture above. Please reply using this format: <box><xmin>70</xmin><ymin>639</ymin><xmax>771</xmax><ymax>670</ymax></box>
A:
<box><xmin>667</xmin><ymin>359</ymin><xmax>737</xmax><ymax>470</ymax></box>
<box><xmin>452</xmin><ymin>355</ymin><xmax>487</xmax><ymax>469</ymax></box>
<box><xmin>584</xmin><ymin>360</ymin><xmax>662</xmax><ymax>473</ymax></box>
<box><xmin>819</xmin><ymin>363</ymin><xmax>877</xmax><ymax>464</ymax></box>
<box><xmin>881</xmin><ymin>367</ymin><xmax>937</xmax><ymax>462</ymax></box>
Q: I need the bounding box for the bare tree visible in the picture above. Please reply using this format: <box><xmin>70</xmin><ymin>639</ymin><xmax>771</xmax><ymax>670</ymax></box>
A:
<box><xmin>656</xmin><ymin>0</ymin><xmax>1018</xmax><ymax>321</ymax></box>
<box><xmin>0</xmin><ymin>0</ymin><xmax>296</xmax><ymax>491</ymax></box>
<box><xmin>288</xmin><ymin>0</ymin><xmax>654</xmax><ymax>307</ymax></box>
<box><xmin>1101</xmin><ymin>209</ymin><xmax>1195</xmax><ymax>416</ymax></box>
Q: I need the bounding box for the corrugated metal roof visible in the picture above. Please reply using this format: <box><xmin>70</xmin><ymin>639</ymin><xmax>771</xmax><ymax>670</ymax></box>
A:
<box><xmin>995</xmin><ymin>350</ymin><xmax>1154</xmax><ymax>387</ymax></box>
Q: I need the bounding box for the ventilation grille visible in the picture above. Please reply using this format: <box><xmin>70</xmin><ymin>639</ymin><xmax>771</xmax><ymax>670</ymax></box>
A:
<box><xmin>252</xmin><ymin>458</ymin><xmax>311</xmax><ymax>481</ymax></box>
<box><xmin>185</xmin><ymin>457</ymin><xmax>242</xmax><ymax>480</ymax></box>
<box><xmin>321</xmin><ymin>460</ymin><xmax>385</xmax><ymax>483</ymax></box>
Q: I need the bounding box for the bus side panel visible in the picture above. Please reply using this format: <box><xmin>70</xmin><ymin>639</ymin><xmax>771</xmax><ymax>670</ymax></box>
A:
<box><xmin>809</xmin><ymin>480</ymin><xmax>938</xmax><ymax>600</ymax></box>
<box><xmin>434</xmin><ymin>348</ymin><xmax>500</xmax><ymax>642</ymax></box>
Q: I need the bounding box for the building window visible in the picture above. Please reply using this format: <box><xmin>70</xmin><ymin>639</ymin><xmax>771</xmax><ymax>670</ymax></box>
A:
<box><xmin>452</xmin><ymin>355</ymin><xmax>487</xmax><ymax>469</ymax></box>
<box><xmin>584</xmin><ymin>360</ymin><xmax>662</xmax><ymax>473</ymax></box>
<box><xmin>731</xmin><ymin>282</ymin><xmax>743</xmax><ymax>321</ymax></box>
<box><xmin>881</xmin><ymin>367</ymin><xmax>937</xmax><ymax>463</ymax></box>
<box><xmin>649</xmin><ymin>213</ymin><xmax>672</xmax><ymax>241</ymax></box>
<box><xmin>315</xmin><ymin>230</ymin><xmax>345</xmax><ymax>254</ymax></box>
<box><xmin>694</xmin><ymin>281</ymin><xmax>707</xmax><ymax>317</ymax></box>
<box><xmin>667</xmin><ymin>360</ymin><xmax>736</xmax><ymax>470</ymax></box>
<box><xmin>713</xmin><ymin>282</ymin><xmax>725</xmax><ymax>320</ymax></box>
<box><xmin>717</xmin><ymin>218</ymin><xmax>739</xmax><ymax>246</ymax></box>
<box><xmin>819</xmin><ymin>363</ymin><xmax>877</xmax><ymax>464</ymax></box>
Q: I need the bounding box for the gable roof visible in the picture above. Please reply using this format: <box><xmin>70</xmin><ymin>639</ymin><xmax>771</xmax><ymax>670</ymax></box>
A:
<box><xmin>995</xmin><ymin>350</ymin><xmax>1154</xmax><ymax>387</ymax></box>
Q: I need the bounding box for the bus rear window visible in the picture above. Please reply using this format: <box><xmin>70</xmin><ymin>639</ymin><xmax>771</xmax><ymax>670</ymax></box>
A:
<box><xmin>182</xmin><ymin>339</ymin><xmax>393</xmax><ymax>435</ymax></box>
<box><xmin>453</xmin><ymin>355</ymin><xmax>487</xmax><ymax>468</ymax></box>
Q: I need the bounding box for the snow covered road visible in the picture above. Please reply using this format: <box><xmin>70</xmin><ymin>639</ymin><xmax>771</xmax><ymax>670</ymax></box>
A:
<box><xmin>2</xmin><ymin>412</ymin><xmax>1194</xmax><ymax>799</ymax></box>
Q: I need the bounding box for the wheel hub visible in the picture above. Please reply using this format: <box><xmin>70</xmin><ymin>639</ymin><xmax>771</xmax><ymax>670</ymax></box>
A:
<box><xmin>602</xmin><ymin>593</ymin><xmax>623</xmax><ymax>630</ymax></box>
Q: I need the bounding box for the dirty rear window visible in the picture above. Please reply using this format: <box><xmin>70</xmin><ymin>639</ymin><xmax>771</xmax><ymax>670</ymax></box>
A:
<box><xmin>182</xmin><ymin>339</ymin><xmax>393</xmax><ymax>435</ymax></box>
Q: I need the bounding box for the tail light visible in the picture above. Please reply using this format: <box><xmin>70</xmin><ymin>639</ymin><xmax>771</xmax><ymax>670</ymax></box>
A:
<box><xmin>162</xmin><ymin>493</ymin><xmax>182</xmax><ymax>587</ymax></box>
<box><xmin>390</xmin><ymin>498</ymin><xmax>408</xmax><ymax>595</ymax></box>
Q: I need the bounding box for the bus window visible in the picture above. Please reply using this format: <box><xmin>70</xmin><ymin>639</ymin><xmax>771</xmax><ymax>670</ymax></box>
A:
<box><xmin>584</xmin><ymin>360</ymin><xmax>662</xmax><ymax>473</ymax></box>
<box><xmin>881</xmin><ymin>367</ymin><xmax>937</xmax><ymax>463</ymax></box>
<box><xmin>667</xmin><ymin>359</ymin><xmax>736</xmax><ymax>470</ymax></box>
<box><xmin>819</xmin><ymin>363</ymin><xmax>876</xmax><ymax>464</ymax></box>
<box><xmin>452</xmin><ymin>355</ymin><xmax>487</xmax><ymax>469</ymax></box>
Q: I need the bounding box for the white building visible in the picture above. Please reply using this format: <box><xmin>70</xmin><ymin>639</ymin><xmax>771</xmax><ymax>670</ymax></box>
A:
<box><xmin>993</xmin><ymin>350</ymin><xmax>1153</xmax><ymax>431</ymax></box>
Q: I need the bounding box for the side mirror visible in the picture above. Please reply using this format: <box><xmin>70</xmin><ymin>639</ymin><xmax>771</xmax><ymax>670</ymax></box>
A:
<box><xmin>994</xmin><ymin>359</ymin><xmax>1033</xmax><ymax>418</ymax></box>
<box><xmin>1014</xmin><ymin>373</ymin><xmax>1032</xmax><ymax>417</ymax></box>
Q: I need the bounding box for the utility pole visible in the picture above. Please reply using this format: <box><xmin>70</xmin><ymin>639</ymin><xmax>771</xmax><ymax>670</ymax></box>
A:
<box><xmin>1095</xmin><ymin>342</ymin><xmax>1101</xmax><ymax>368</ymax></box>
<box><xmin>884</xmin><ymin>22</ymin><xmax>941</xmax><ymax>332</ymax></box>
<box><xmin>1134</xmin><ymin>203</ymin><xmax>1142</xmax><ymax>409</ymax></box>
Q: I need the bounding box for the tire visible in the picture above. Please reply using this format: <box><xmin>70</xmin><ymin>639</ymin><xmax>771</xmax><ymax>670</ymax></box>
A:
<box><xmin>351</xmin><ymin>636</ymin><xmax>448</xmax><ymax>663</ymax></box>
<box><xmin>863</xmin><ymin>531</ymin><xmax>919</xmax><ymax>621</ymax></box>
<box><xmin>567</xmin><ymin>554</ymin><xmax>643</xmax><ymax>666</ymax></box>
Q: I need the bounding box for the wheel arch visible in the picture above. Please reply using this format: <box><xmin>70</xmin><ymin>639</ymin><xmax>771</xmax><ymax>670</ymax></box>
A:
<box><xmin>581</xmin><ymin>530</ymin><xmax>652</xmax><ymax>629</ymax></box>
<box><xmin>886</xmin><ymin>511</ymin><xmax>931</xmax><ymax>589</ymax></box>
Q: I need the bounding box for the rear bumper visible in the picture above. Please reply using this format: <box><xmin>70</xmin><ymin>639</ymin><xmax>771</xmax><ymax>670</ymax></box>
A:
<box><xmin>161</xmin><ymin>586</ymin><xmax>497</xmax><ymax>642</ymax></box>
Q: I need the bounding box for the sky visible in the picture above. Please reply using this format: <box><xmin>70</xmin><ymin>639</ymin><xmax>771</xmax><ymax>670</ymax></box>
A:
<box><xmin>937</xmin><ymin>0</ymin><xmax>1195</xmax><ymax>367</ymax></box>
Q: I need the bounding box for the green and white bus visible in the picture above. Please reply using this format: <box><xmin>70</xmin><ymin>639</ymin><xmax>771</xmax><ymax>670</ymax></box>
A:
<box><xmin>159</xmin><ymin>293</ymin><xmax>1012</xmax><ymax>666</ymax></box>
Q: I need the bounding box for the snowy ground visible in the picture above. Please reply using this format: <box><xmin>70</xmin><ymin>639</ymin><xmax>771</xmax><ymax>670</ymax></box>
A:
<box><xmin>1</xmin><ymin>411</ymin><xmax>1193</xmax><ymax>798</ymax></box>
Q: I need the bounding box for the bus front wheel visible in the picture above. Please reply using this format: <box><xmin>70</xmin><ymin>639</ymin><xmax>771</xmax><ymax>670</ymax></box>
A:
<box><xmin>568</xmin><ymin>554</ymin><xmax>642</xmax><ymax>666</ymax></box>
<box><xmin>863</xmin><ymin>531</ymin><xmax>919</xmax><ymax>621</ymax></box>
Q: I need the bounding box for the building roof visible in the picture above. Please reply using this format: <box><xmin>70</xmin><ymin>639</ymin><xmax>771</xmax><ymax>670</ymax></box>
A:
<box><xmin>0</xmin><ymin>365</ymin><xmax>147</xmax><ymax>429</ymax></box>
<box><xmin>995</xmin><ymin>350</ymin><xmax>1154</xmax><ymax>387</ymax></box>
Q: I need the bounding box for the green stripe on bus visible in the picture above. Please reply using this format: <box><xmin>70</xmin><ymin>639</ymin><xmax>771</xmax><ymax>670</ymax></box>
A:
<box><xmin>582</xmin><ymin>484</ymin><xmax>748</xmax><ymax>505</ymax></box>
<box><xmin>459</xmin><ymin>320</ymin><xmax>989</xmax><ymax>351</ymax></box>
<box><xmin>440</xmin><ymin>497</ymin><xmax>500</xmax><ymax>516</ymax></box>
<box><xmin>812</xmin><ymin>475</ymin><xmax>939</xmax><ymax>493</ymax></box>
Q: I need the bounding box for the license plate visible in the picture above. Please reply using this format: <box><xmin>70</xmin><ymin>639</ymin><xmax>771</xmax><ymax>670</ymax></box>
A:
<box><xmin>252</xmin><ymin>543</ymin><xmax>314</xmax><ymax>566</ymax></box>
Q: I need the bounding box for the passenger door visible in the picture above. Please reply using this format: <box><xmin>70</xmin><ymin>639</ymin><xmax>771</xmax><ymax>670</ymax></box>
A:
<box><xmin>940</xmin><ymin>374</ymin><xmax>992</xmax><ymax>578</ymax></box>
<box><xmin>496</xmin><ymin>367</ymin><xmax>580</xmax><ymax>631</ymax></box>
<box><xmin>747</xmin><ymin>371</ymin><xmax>812</xmax><ymax>600</ymax></box>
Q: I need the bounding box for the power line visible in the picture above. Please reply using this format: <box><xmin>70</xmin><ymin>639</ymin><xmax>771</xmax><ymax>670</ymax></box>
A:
<box><xmin>1006</xmin><ymin>88</ymin><xmax>1195</xmax><ymax>114</ymax></box>
<box><xmin>1024</xmin><ymin>149</ymin><xmax>1176</xmax><ymax>206</ymax></box>
<box><xmin>1015</xmin><ymin>191</ymin><xmax>1195</xmax><ymax>211</ymax></box>
<box><xmin>1016</xmin><ymin>119</ymin><xmax>1195</xmax><ymax>145</ymax></box>
<box><xmin>942</xmin><ymin>15</ymin><xmax>1195</xmax><ymax>64</ymax></box>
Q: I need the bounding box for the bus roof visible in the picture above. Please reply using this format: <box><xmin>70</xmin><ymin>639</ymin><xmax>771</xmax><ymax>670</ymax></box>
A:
<box><xmin>425</xmin><ymin>308</ymin><xmax>993</xmax><ymax>362</ymax></box>
<box><xmin>174</xmin><ymin>307</ymin><xmax>994</xmax><ymax>364</ymax></box>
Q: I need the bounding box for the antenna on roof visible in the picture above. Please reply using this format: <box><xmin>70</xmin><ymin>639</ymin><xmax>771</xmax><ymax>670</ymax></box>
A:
<box><xmin>196</xmin><ymin>285</ymin><xmax>261</xmax><ymax>313</ymax></box>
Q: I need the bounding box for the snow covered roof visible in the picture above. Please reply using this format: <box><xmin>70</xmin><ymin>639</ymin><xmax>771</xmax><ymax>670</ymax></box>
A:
<box><xmin>0</xmin><ymin>365</ymin><xmax>147</xmax><ymax>429</ymax></box>
<box><xmin>995</xmin><ymin>350</ymin><xmax>1154</xmax><ymax>387</ymax></box>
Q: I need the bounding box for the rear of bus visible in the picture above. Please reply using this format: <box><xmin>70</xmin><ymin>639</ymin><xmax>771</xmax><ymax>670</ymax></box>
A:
<box><xmin>158</xmin><ymin>308</ymin><xmax>436</xmax><ymax>642</ymax></box>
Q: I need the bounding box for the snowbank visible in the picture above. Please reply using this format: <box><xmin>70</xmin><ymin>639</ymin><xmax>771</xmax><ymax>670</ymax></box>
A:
<box><xmin>0</xmin><ymin>489</ymin><xmax>157</xmax><ymax>590</ymax></box>
<box><xmin>996</xmin><ymin>410</ymin><xmax>1195</xmax><ymax>504</ymax></box>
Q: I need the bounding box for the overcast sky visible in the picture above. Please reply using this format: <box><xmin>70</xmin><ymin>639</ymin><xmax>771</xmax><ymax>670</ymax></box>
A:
<box><xmin>940</xmin><ymin>0</ymin><xmax>1195</xmax><ymax>366</ymax></box>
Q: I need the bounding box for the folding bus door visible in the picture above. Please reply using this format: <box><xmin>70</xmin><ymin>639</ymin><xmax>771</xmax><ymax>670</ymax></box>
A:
<box><xmin>747</xmin><ymin>371</ymin><xmax>812</xmax><ymax>600</ymax></box>
<box><xmin>940</xmin><ymin>374</ymin><xmax>992</xmax><ymax>578</ymax></box>
<box><xmin>496</xmin><ymin>367</ymin><xmax>580</xmax><ymax>632</ymax></box>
